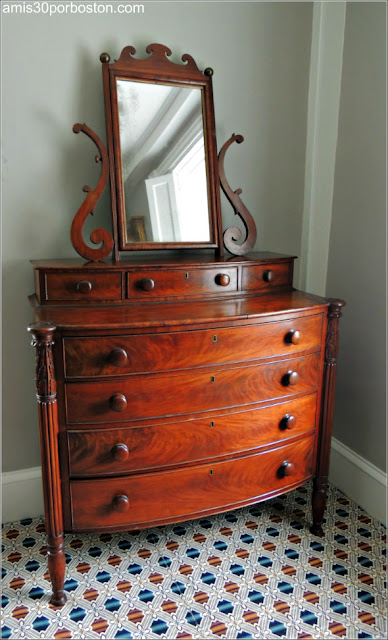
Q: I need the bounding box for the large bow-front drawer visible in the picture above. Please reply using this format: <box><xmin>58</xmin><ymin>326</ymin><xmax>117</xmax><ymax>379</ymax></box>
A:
<box><xmin>64</xmin><ymin>353</ymin><xmax>321</xmax><ymax>424</ymax></box>
<box><xmin>67</xmin><ymin>393</ymin><xmax>317</xmax><ymax>476</ymax></box>
<box><xmin>70</xmin><ymin>433</ymin><xmax>315</xmax><ymax>531</ymax></box>
<box><xmin>63</xmin><ymin>314</ymin><xmax>323</xmax><ymax>378</ymax></box>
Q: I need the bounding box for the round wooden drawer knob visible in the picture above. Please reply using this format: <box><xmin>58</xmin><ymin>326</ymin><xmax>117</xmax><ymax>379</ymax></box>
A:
<box><xmin>76</xmin><ymin>280</ymin><xmax>92</xmax><ymax>294</ymax></box>
<box><xmin>263</xmin><ymin>270</ymin><xmax>274</xmax><ymax>283</ymax></box>
<box><xmin>285</xmin><ymin>330</ymin><xmax>301</xmax><ymax>345</ymax></box>
<box><xmin>280</xmin><ymin>414</ymin><xmax>296</xmax><ymax>430</ymax></box>
<box><xmin>111</xmin><ymin>443</ymin><xmax>129</xmax><ymax>462</ymax></box>
<box><xmin>109</xmin><ymin>393</ymin><xmax>127</xmax><ymax>412</ymax></box>
<box><xmin>215</xmin><ymin>273</ymin><xmax>230</xmax><ymax>287</ymax></box>
<box><xmin>112</xmin><ymin>494</ymin><xmax>129</xmax><ymax>513</ymax></box>
<box><xmin>140</xmin><ymin>278</ymin><xmax>155</xmax><ymax>291</ymax></box>
<box><xmin>109</xmin><ymin>348</ymin><xmax>128</xmax><ymax>367</ymax></box>
<box><xmin>282</xmin><ymin>370</ymin><xmax>299</xmax><ymax>386</ymax></box>
<box><xmin>279</xmin><ymin>460</ymin><xmax>294</xmax><ymax>477</ymax></box>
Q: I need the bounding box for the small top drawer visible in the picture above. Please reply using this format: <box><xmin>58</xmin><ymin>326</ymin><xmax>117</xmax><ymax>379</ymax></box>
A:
<box><xmin>44</xmin><ymin>272</ymin><xmax>122</xmax><ymax>301</ymax></box>
<box><xmin>127</xmin><ymin>267</ymin><xmax>237</xmax><ymax>298</ymax></box>
<box><xmin>242</xmin><ymin>262</ymin><xmax>293</xmax><ymax>292</ymax></box>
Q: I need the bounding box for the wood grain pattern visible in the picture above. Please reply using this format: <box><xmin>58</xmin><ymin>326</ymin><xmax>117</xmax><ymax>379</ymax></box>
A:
<box><xmin>242</xmin><ymin>262</ymin><xmax>293</xmax><ymax>291</ymax></box>
<box><xmin>127</xmin><ymin>267</ymin><xmax>238</xmax><ymax>298</ymax></box>
<box><xmin>65</xmin><ymin>353</ymin><xmax>321</xmax><ymax>424</ymax></box>
<box><xmin>63</xmin><ymin>314</ymin><xmax>323</xmax><ymax>378</ymax></box>
<box><xmin>45</xmin><ymin>272</ymin><xmax>122</xmax><ymax>302</ymax></box>
<box><xmin>31</xmin><ymin>289</ymin><xmax>328</xmax><ymax>331</ymax></box>
<box><xmin>70</xmin><ymin>434</ymin><xmax>315</xmax><ymax>530</ymax></box>
<box><xmin>67</xmin><ymin>393</ymin><xmax>317</xmax><ymax>476</ymax></box>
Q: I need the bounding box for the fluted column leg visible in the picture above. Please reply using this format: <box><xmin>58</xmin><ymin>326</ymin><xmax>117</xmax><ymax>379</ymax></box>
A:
<box><xmin>28</xmin><ymin>322</ymin><xmax>66</xmax><ymax>606</ymax></box>
<box><xmin>311</xmin><ymin>299</ymin><xmax>345</xmax><ymax>536</ymax></box>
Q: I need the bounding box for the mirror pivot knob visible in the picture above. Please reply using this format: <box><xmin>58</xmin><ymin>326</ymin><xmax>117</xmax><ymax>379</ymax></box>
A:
<box><xmin>140</xmin><ymin>278</ymin><xmax>155</xmax><ymax>292</ymax></box>
<box><xmin>216</xmin><ymin>273</ymin><xmax>230</xmax><ymax>287</ymax></box>
<box><xmin>76</xmin><ymin>280</ymin><xmax>92</xmax><ymax>294</ymax></box>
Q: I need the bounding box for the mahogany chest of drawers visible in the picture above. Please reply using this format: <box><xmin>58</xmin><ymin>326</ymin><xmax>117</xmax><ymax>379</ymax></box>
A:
<box><xmin>29</xmin><ymin>252</ymin><xmax>344</xmax><ymax>605</ymax></box>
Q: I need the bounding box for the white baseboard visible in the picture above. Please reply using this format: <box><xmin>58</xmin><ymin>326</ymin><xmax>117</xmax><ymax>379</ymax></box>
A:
<box><xmin>329</xmin><ymin>437</ymin><xmax>387</xmax><ymax>525</ymax></box>
<box><xmin>2</xmin><ymin>442</ymin><xmax>387</xmax><ymax>525</ymax></box>
<box><xmin>1</xmin><ymin>466</ymin><xmax>44</xmax><ymax>524</ymax></box>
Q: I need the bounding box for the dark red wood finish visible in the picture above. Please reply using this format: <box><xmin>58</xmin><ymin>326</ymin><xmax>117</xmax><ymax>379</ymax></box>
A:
<box><xmin>70</xmin><ymin>434</ymin><xmax>315</xmax><ymax>531</ymax></box>
<box><xmin>28</xmin><ymin>253</ymin><xmax>343</xmax><ymax>605</ymax></box>
<box><xmin>70</xmin><ymin>123</ymin><xmax>114</xmax><ymax>262</ymax></box>
<box><xmin>242</xmin><ymin>262</ymin><xmax>294</xmax><ymax>292</ymax></box>
<box><xmin>311</xmin><ymin>299</ymin><xmax>346</xmax><ymax>536</ymax></box>
<box><xmin>28</xmin><ymin>323</ymin><xmax>66</xmax><ymax>606</ymax></box>
<box><xmin>67</xmin><ymin>393</ymin><xmax>317</xmax><ymax>476</ymax></box>
<box><xmin>63</xmin><ymin>313</ymin><xmax>323</xmax><ymax>377</ymax></box>
<box><xmin>65</xmin><ymin>353</ymin><xmax>321</xmax><ymax>424</ymax></box>
<box><xmin>218</xmin><ymin>134</ymin><xmax>257</xmax><ymax>255</ymax></box>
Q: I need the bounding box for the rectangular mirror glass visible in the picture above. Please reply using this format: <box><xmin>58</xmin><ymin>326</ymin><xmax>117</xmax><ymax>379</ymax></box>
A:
<box><xmin>117</xmin><ymin>79</ymin><xmax>211</xmax><ymax>244</ymax></box>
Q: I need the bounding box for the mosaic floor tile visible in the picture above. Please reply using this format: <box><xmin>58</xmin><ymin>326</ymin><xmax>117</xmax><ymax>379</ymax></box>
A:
<box><xmin>1</xmin><ymin>484</ymin><xmax>386</xmax><ymax>639</ymax></box>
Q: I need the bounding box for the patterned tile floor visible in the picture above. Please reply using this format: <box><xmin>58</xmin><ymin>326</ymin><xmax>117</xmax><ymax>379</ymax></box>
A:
<box><xmin>1</xmin><ymin>483</ymin><xmax>386</xmax><ymax>639</ymax></box>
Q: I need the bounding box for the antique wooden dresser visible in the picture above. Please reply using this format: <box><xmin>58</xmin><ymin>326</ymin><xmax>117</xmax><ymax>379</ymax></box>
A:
<box><xmin>28</xmin><ymin>45</ymin><xmax>344</xmax><ymax>605</ymax></box>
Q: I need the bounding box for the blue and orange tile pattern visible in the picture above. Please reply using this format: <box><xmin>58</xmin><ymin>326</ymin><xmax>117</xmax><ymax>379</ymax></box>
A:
<box><xmin>1</xmin><ymin>484</ymin><xmax>386</xmax><ymax>638</ymax></box>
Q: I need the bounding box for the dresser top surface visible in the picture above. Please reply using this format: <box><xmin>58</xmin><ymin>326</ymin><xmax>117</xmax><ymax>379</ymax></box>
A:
<box><xmin>31</xmin><ymin>251</ymin><xmax>296</xmax><ymax>270</ymax></box>
<box><xmin>30</xmin><ymin>289</ymin><xmax>329</xmax><ymax>331</ymax></box>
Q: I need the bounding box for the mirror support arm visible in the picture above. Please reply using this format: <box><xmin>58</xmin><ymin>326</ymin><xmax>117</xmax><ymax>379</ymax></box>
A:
<box><xmin>70</xmin><ymin>123</ymin><xmax>114</xmax><ymax>262</ymax></box>
<box><xmin>219</xmin><ymin>134</ymin><xmax>257</xmax><ymax>256</ymax></box>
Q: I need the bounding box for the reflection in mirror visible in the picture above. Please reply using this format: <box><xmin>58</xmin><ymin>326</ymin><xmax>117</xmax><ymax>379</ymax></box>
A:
<box><xmin>117</xmin><ymin>79</ymin><xmax>211</xmax><ymax>244</ymax></box>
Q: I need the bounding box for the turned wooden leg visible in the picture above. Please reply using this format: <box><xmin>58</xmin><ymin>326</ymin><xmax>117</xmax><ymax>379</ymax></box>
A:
<box><xmin>29</xmin><ymin>322</ymin><xmax>66</xmax><ymax>606</ymax></box>
<box><xmin>311</xmin><ymin>299</ymin><xmax>345</xmax><ymax>537</ymax></box>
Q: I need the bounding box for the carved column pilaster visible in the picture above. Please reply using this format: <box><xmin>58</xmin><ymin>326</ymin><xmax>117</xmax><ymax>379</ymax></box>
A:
<box><xmin>311</xmin><ymin>299</ymin><xmax>346</xmax><ymax>536</ymax></box>
<box><xmin>28</xmin><ymin>321</ymin><xmax>66</xmax><ymax>606</ymax></box>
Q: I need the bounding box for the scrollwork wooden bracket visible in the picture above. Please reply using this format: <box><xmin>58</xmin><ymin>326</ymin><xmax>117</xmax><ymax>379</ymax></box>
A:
<box><xmin>219</xmin><ymin>134</ymin><xmax>257</xmax><ymax>256</ymax></box>
<box><xmin>71</xmin><ymin>123</ymin><xmax>114</xmax><ymax>261</ymax></box>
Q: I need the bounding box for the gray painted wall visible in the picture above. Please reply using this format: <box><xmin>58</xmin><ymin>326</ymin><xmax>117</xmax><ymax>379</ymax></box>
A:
<box><xmin>326</xmin><ymin>2</ymin><xmax>386</xmax><ymax>471</ymax></box>
<box><xmin>2</xmin><ymin>2</ymin><xmax>312</xmax><ymax>472</ymax></box>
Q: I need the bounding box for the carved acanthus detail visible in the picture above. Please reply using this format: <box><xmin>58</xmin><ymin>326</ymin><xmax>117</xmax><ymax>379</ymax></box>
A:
<box><xmin>325</xmin><ymin>299</ymin><xmax>346</xmax><ymax>363</ymax></box>
<box><xmin>29</xmin><ymin>322</ymin><xmax>57</xmax><ymax>403</ymax></box>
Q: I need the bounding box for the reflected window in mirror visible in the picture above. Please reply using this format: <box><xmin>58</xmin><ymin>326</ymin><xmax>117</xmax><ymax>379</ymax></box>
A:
<box><xmin>116</xmin><ymin>79</ymin><xmax>210</xmax><ymax>244</ymax></box>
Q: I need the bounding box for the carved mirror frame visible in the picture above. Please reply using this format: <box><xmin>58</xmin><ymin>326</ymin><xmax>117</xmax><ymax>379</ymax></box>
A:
<box><xmin>101</xmin><ymin>44</ymin><xmax>223</xmax><ymax>256</ymax></box>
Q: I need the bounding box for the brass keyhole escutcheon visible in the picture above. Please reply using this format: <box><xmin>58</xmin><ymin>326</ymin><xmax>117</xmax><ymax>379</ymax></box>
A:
<box><xmin>211</xmin><ymin>375</ymin><xmax>215</xmax><ymax>383</ymax></box>
<box><xmin>213</xmin><ymin>335</ymin><xmax>217</xmax><ymax>342</ymax></box>
<box><xmin>185</xmin><ymin>272</ymin><xmax>189</xmax><ymax>279</ymax></box>
<box><xmin>210</xmin><ymin>421</ymin><xmax>215</xmax><ymax>427</ymax></box>
<box><xmin>210</xmin><ymin>469</ymin><xmax>213</xmax><ymax>475</ymax></box>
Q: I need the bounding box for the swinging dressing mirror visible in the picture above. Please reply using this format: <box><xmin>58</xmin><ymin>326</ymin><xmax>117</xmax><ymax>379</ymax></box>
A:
<box><xmin>102</xmin><ymin>44</ymin><xmax>222</xmax><ymax>253</ymax></box>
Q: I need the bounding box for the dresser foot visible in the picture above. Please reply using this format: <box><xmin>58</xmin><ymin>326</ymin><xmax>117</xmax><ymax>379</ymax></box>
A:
<box><xmin>310</xmin><ymin>476</ymin><xmax>327</xmax><ymax>537</ymax></box>
<box><xmin>47</xmin><ymin>535</ymin><xmax>67</xmax><ymax>607</ymax></box>
<box><xmin>309</xmin><ymin>523</ymin><xmax>324</xmax><ymax>537</ymax></box>
<box><xmin>50</xmin><ymin>592</ymin><xmax>67</xmax><ymax>607</ymax></box>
